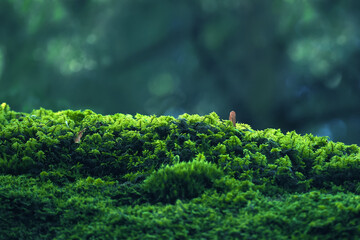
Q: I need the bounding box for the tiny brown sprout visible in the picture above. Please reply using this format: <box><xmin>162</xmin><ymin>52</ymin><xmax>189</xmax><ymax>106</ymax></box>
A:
<box><xmin>74</xmin><ymin>128</ymin><xmax>86</xmax><ymax>143</ymax></box>
<box><xmin>229</xmin><ymin>111</ymin><xmax>236</xmax><ymax>127</ymax></box>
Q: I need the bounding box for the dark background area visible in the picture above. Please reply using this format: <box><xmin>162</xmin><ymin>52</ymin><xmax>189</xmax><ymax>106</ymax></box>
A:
<box><xmin>1</xmin><ymin>0</ymin><xmax>359</xmax><ymax>145</ymax></box>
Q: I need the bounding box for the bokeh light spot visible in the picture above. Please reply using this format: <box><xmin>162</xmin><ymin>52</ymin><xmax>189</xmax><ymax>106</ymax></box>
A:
<box><xmin>324</xmin><ymin>74</ymin><xmax>342</xmax><ymax>89</ymax></box>
<box><xmin>148</xmin><ymin>73</ymin><xmax>177</xmax><ymax>97</ymax></box>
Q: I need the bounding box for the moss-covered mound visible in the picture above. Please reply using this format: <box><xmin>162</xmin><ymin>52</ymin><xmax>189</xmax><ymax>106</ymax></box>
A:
<box><xmin>1</xmin><ymin>102</ymin><xmax>360</xmax><ymax>239</ymax></box>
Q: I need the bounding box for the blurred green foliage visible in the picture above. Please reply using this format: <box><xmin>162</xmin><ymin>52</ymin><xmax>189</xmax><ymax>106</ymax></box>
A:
<box><xmin>0</xmin><ymin>0</ymin><xmax>360</xmax><ymax>144</ymax></box>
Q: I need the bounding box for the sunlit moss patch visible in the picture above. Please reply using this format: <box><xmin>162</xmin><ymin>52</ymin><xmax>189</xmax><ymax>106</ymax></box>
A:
<box><xmin>1</xmin><ymin>103</ymin><xmax>360</xmax><ymax>239</ymax></box>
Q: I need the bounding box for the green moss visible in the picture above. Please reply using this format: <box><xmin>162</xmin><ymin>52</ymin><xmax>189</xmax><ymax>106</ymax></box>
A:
<box><xmin>143</xmin><ymin>154</ymin><xmax>224</xmax><ymax>203</ymax></box>
<box><xmin>1</xmin><ymin>103</ymin><xmax>360</xmax><ymax>239</ymax></box>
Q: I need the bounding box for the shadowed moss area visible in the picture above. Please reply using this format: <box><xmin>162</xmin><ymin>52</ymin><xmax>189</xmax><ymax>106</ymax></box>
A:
<box><xmin>1</xmin><ymin>102</ymin><xmax>360</xmax><ymax>239</ymax></box>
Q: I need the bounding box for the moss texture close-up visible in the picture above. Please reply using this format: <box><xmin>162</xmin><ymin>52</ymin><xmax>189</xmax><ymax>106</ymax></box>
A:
<box><xmin>1</xmin><ymin>102</ymin><xmax>360</xmax><ymax>239</ymax></box>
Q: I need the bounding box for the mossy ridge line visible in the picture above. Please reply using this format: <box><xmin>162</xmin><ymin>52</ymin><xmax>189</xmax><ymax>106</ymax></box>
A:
<box><xmin>1</xmin><ymin>103</ymin><xmax>360</xmax><ymax>239</ymax></box>
<box><xmin>1</xmin><ymin>103</ymin><xmax>359</xmax><ymax>193</ymax></box>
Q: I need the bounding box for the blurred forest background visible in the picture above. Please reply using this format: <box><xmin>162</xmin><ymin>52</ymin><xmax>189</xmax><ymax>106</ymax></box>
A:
<box><xmin>1</xmin><ymin>0</ymin><xmax>360</xmax><ymax>145</ymax></box>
